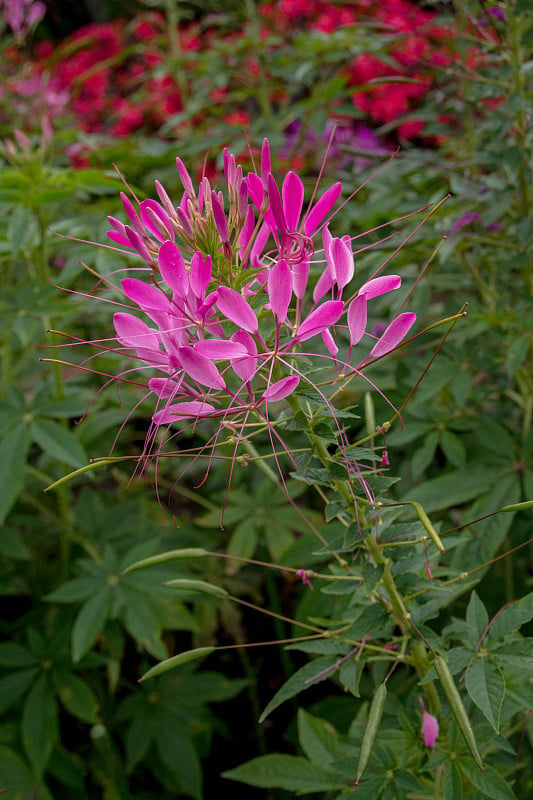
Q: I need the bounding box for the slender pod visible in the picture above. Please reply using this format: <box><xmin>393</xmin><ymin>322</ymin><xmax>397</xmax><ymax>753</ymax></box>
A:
<box><xmin>434</xmin><ymin>655</ymin><xmax>484</xmax><ymax>770</ymax></box>
<box><xmin>121</xmin><ymin>548</ymin><xmax>208</xmax><ymax>575</ymax></box>
<box><xmin>139</xmin><ymin>646</ymin><xmax>215</xmax><ymax>682</ymax></box>
<box><xmin>163</xmin><ymin>578</ymin><xmax>229</xmax><ymax>599</ymax></box>
<box><xmin>411</xmin><ymin>502</ymin><xmax>445</xmax><ymax>554</ymax></box>
<box><xmin>355</xmin><ymin>683</ymin><xmax>387</xmax><ymax>784</ymax></box>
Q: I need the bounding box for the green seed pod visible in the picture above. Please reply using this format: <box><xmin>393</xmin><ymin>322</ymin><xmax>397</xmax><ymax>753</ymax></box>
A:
<box><xmin>355</xmin><ymin>683</ymin><xmax>387</xmax><ymax>784</ymax></box>
<box><xmin>411</xmin><ymin>502</ymin><xmax>445</xmax><ymax>554</ymax></box>
<box><xmin>121</xmin><ymin>548</ymin><xmax>207</xmax><ymax>575</ymax></box>
<box><xmin>434</xmin><ymin>655</ymin><xmax>484</xmax><ymax>771</ymax></box>
<box><xmin>163</xmin><ymin>578</ymin><xmax>229</xmax><ymax>599</ymax></box>
<box><xmin>140</xmin><ymin>646</ymin><xmax>215</xmax><ymax>682</ymax></box>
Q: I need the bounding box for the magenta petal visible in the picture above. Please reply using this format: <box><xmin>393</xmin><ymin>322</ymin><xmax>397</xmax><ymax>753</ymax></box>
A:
<box><xmin>230</xmin><ymin>331</ymin><xmax>258</xmax><ymax>382</ymax></box>
<box><xmin>140</xmin><ymin>199</ymin><xmax>173</xmax><ymax>241</ymax></box>
<box><xmin>321</xmin><ymin>328</ymin><xmax>338</xmax><ymax>356</ymax></box>
<box><xmin>263</xmin><ymin>375</ymin><xmax>300</xmax><ymax>402</ymax></box>
<box><xmin>149</xmin><ymin>377</ymin><xmax>182</xmax><ymax>399</ymax></box>
<box><xmin>331</xmin><ymin>237</ymin><xmax>354</xmax><ymax>290</ymax></box>
<box><xmin>261</xmin><ymin>138</ymin><xmax>271</xmax><ymax>187</ymax></box>
<box><xmin>303</xmin><ymin>182</ymin><xmax>342</xmax><ymax>236</ymax></box>
<box><xmin>313</xmin><ymin>268</ymin><xmax>335</xmax><ymax>304</ymax></box>
<box><xmin>282</xmin><ymin>171</ymin><xmax>304</xmax><ymax>231</ymax></box>
<box><xmin>211</xmin><ymin>190</ymin><xmax>229</xmax><ymax>242</ymax></box>
<box><xmin>158</xmin><ymin>240</ymin><xmax>188</xmax><ymax>296</ymax></box>
<box><xmin>267</xmin><ymin>174</ymin><xmax>287</xmax><ymax>234</ymax></box>
<box><xmin>422</xmin><ymin>710</ymin><xmax>439</xmax><ymax>748</ymax></box>
<box><xmin>121</xmin><ymin>278</ymin><xmax>170</xmax><ymax>312</ymax></box>
<box><xmin>298</xmin><ymin>300</ymin><xmax>344</xmax><ymax>342</ymax></box>
<box><xmin>178</xmin><ymin>347</ymin><xmax>226</xmax><ymax>390</ymax></box>
<box><xmin>195</xmin><ymin>339</ymin><xmax>247</xmax><ymax>360</ymax></box>
<box><xmin>216</xmin><ymin>287</ymin><xmax>258</xmax><ymax>333</ymax></box>
<box><xmin>175</xmin><ymin>157</ymin><xmax>195</xmax><ymax>198</ymax></box>
<box><xmin>369</xmin><ymin>312</ymin><xmax>416</xmax><ymax>358</ymax></box>
<box><xmin>190</xmin><ymin>252</ymin><xmax>212</xmax><ymax>299</ymax></box>
<box><xmin>359</xmin><ymin>275</ymin><xmax>401</xmax><ymax>299</ymax></box>
<box><xmin>246</xmin><ymin>172</ymin><xmax>264</xmax><ymax>211</ymax></box>
<box><xmin>268</xmin><ymin>259</ymin><xmax>292</xmax><ymax>321</ymax></box>
<box><xmin>153</xmin><ymin>400</ymin><xmax>216</xmax><ymax>426</ymax></box>
<box><xmin>292</xmin><ymin>260</ymin><xmax>309</xmax><ymax>300</ymax></box>
<box><xmin>114</xmin><ymin>312</ymin><xmax>160</xmax><ymax>351</ymax></box>
<box><xmin>347</xmin><ymin>295</ymin><xmax>368</xmax><ymax>346</ymax></box>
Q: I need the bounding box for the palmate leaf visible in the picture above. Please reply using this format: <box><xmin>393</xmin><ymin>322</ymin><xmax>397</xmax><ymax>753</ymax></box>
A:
<box><xmin>0</xmin><ymin>746</ymin><xmax>52</xmax><ymax>800</ymax></box>
<box><xmin>465</xmin><ymin>658</ymin><xmax>505</xmax><ymax>732</ymax></box>
<box><xmin>222</xmin><ymin>755</ymin><xmax>341</xmax><ymax>792</ymax></box>
<box><xmin>21</xmin><ymin>673</ymin><xmax>58</xmax><ymax>777</ymax></box>
<box><xmin>458</xmin><ymin>759</ymin><xmax>517</xmax><ymax>800</ymax></box>
<box><xmin>71</xmin><ymin>587</ymin><xmax>113</xmax><ymax>662</ymax></box>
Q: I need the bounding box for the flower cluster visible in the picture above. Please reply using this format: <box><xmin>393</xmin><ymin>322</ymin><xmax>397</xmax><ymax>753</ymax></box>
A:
<box><xmin>18</xmin><ymin>1</ymin><xmax>470</xmax><ymax>147</ymax></box>
<box><xmin>99</xmin><ymin>140</ymin><xmax>415</xmax><ymax>462</ymax></box>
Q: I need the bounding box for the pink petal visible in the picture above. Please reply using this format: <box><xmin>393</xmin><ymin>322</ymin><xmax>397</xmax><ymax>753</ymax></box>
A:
<box><xmin>175</xmin><ymin>157</ymin><xmax>195</xmax><ymax>198</ymax></box>
<box><xmin>121</xmin><ymin>278</ymin><xmax>170</xmax><ymax>312</ymax></box>
<box><xmin>359</xmin><ymin>275</ymin><xmax>401</xmax><ymax>299</ymax></box>
<box><xmin>216</xmin><ymin>287</ymin><xmax>258</xmax><ymax>334</ymax></box>
<box><xmin>262</xmin><ymin>375</ymin><xmax>300</xmax><ymax>402</ymax></box>
<box><xmin>297</xmin><ymin>301</ymin><xmax>344</xmax><ymax>342</ymax></box>
<box><xmin>230</xmin><ymin>331</ymin><xmax>258</xmax><ymax>382</ymax></box>
<box><xmin>158</xmin><ymin>240</ymin><xmax>188</xmax><ymax>296</ymax></box>
<box><xmin>261</xmin><ymin>138</ymin><xmax>271</xmax><ymax>188</ymax></box>
<box><xmin>331</xmin><ymin>237</ymin><xmax>354</xmax><ymax>290</ymax></box>
<box><xmin>190</xmin><ymin>252</ymin><xmax>212</xmax><ymax>299</ymax></box>
<box><xmin>321</xmin><ymin>328</ymin><xmax>338</xmax><ymax>356</ymax></box>
<box><xmin>369</xmin><ymin>312</ymin><xmax>416</xmax><ymax>358</ymax></box>
<box><xmin>149</xmin><ymin>377</ymin><xmax>182</xmax><ymax>399</ymax></box>
<box><xmin>347</xmin><ymin>295</ymin><xmax>368</xmax><ymax>346</ymax></box>
<box><xmin>292</xmin><ymin>260</ymin><xmax>309</xmax><ymax>300</ymax></box>
<box><xmin>194</xmin><ymin>339</ymin><xmax>247</xmax><ymax>360</ymax></box>
<box><xmin>178</xmin><ymin>347</ymin><xmax>226</xmax><ymax>390</ymax></box>
<box><xmin>211</xmin><ymin>190</ymin><xmax>229</xmax><ymax>242</ymax></box>
<box><xmin>246</xmin><ymin>172</ymin><xmax>264</xmax><ymax>212</ymax></box>
<box><xmin>282</xmin><ymin>171</ymin><xmax>304</xmax><ymax>231</ymax></box>
<box><xmin>313</xmin><ymin>268</ymin><xmax>335</xmax><ymax>304</ymax></box>
<box><xmin>268</xmin><ymin>259</ymin><xmax>292</xmax><ymax>321</ymax></box>
<box><xmin>114</xmin><ymin>312</ymin><xmax>160</xmax><ymax>351</ymax></box>
<box><xmin>153</xmin><ymin>401</ymin><xmax>216</xmax><ymax>426</ymax></box>
<box><xmin>418</xmin><ymin>699</ymin><xmax>439</xmax><ymax>748</ymax></box>
<box><xmin>267</xmin><ymin>174</ymin><xmax>287</xmax><ymax>234</ymax></box>
<box><xmin>303</xmin><ymin>182</ymin><xmax>342</xmax><ymax>236</ymax></box>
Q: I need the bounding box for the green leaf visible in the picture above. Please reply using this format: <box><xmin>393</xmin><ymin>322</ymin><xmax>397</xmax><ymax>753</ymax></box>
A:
<box><xmin>458</xmin><ymin>759</ymin><xmax>517</xmax><ymax>800</ymax></box>
<box><xmin>505</xmin><ymin>337</ymin><xmax>529</xmax><ymax>377</ymax></box>
<box><xmin>298</xmin><ymin>709</ymin><xmax>342</xmax><ymax>765</ymax></box>
<box><xmin>31</xmin><ymin>419</ymin><xmax>87</xmax><ymax>469</ymax></box>
<box><xmin>46</xmin><ymin>576</ymin><xmax>100</xmax><ymax>603</ymax></box>
<box><xmin>222</xmin><ymin>755</ymin><xmax>340</xmax><ymax>792</ymax></box>
<box><xmin>465</xmin><ymin>658</ymin><xmax>505</xmax><ymax>732</ymax></box>
<box><xmin>466</xmin><ymin>592</ymin><xmax>489</xmax><ymax>640</ymax></box>
<box><xmin>402</xmin><ymin>466</ymin><xmax>503</xmax><ymax>513</ymax></box>
<box><xmin>489</xmin><ymin>592</ymin><xmax>533</xmax><ymax>641</ymax></box>
<box><xmin>443</xmin><ymin>761</ymin><xmax>463</xmax><ymax>800</ymax></box>
<box><xmin>53</xmin><ymin>672</ymin><xmax>99</xmax><ymax>723</ymax></box>
<box><xmin>259</xmin><ymin>656</ymin><xmax>339</xmax><ymax>722</ymax></box>
<box><xmin>21</xmin><ymin>673</ymin><xmax>58</xmax><ymax>777</ymax></box>
<box><xmin>440</xmin><ymin>430</ymin><xmax>466</xmax><ymax>468</ymax></box>
<box><xmin>0</xmin><ymin>423</ymin><xmax>31</xmax><ymax>525</ymax></box>
<box><xmin>0</xmin><ymin>668</ymin><xmax>39</xmax><ymax>714</ymax></box>
<box><xmin>155</xmin><ymin>719</ymin><xmax>202</xmax><ymax>800</ymax></box>
<box><xmin>72</xmin><ymin>587</ymin><xmax>113</xmax><ymax>662</ymax></box>
<box><xmin>0</xmin><ymin>643</ymin><xmax>37</xmax><ymax>668</ymax></box>
<box><xmin>225</xmin><ymin>521</ymin><xmax>258</xmax><ymax>573</ymax></box>
<box><xmin>0</xmin><ymin>745</ymin><xmax>52</xmax><ymax>800</ymax></box>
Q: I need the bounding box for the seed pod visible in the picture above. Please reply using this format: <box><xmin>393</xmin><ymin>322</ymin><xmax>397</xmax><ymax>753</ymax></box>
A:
<box><xmin>140</xmin><ymin>646</ymin><xmax>215</xmax><ymax>682</ymax></box>
<box><xmin>121</xmin><ymin>548</ymin><xmax>207</xmax><ymax>575</ymax></box>
<box><xmin>355</xmin><ymin>683</ymin><xmax>387</xmax><ymax>784</ymax></box>
<box><xmin>411</xmin><ymin>502</ymin><xmax>445</xmax><ymax>554</ymax></box>
<box><xmin>434</xmin><ymin>655</ymin><xmax>484</xmax><ymax>771</ymax></box>
<box><xmin>163</xmin><ymin>578</ymin><xmax>229</xmax><ymax>599</ymax></box>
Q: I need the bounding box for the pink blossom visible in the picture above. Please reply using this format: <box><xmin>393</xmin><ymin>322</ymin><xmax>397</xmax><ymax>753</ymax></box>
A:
<box><xmin>418</xmin><ymin>698</ymin><xmax>439</xmax><ymax>748</ymax></box>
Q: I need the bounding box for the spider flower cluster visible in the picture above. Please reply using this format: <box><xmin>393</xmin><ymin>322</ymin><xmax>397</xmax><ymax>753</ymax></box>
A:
<box><xmin>105</xmin><ymin>140</ymin><xmax>415</xmax><ymax>445</ymax></box>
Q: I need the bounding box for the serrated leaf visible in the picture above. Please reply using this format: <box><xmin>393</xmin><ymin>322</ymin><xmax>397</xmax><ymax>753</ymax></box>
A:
<box><xmin>222</xmin><ymin>755</ymin><xmax>340</xmax><ymax>791</ymax></box>
<box><xmin>465</xmin><ymin>658</ymin><xmax>505</xmax><ymax>732</ymax></box>
<box><xmin>466</xmin><ymin>592</ymin><xmax>489</xmax><ymax>640</ymax></box>
<box><xmin>72</xmin><ymin>587</ymin><xmax>113</xmax><ymax>662</ymax></box>
<box><xmin>0</xmin><ymin>423</ymin><xmax>31</xmax><ymax>525</ymax></box>
<box><xmin>259</xmin><ymin>656</ymin><xmax>339</xmax><ymax>722</ymax></box>
<box><xmin>21</xmin><ymin>673</ymin><xmax>58</xmax><ymax>777</ymax></box>
<box><xmin>339</xmin><ymin>657</ymin><xmax>362</xmax><ymax>697</ymax></box>
<box><xmin>298</xmin><ymin>709</ymin><xmax>341</xmax><ymax>765</ymax></box>
<box><xmin>489</xmin><ymin>592</ymin><xmax>533</xmax><ymax>641</ymax></box>
<box><xmin>443</xmin><ymin>761</ymin><xmax>463</xmax><ymax>799</ymax></box>
<box><xmin>31</xmin><ymin>418</ymin><xmax>87</xmax><ymax>469</ymax></box>
<box><xmin>458</xmin><ymin>759</ymin><xmax>517</xmax><ymax>799</ymax></box>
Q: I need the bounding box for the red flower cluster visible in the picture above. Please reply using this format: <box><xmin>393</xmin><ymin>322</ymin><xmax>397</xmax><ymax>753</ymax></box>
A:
<box><xmin>12</xmin><ymin>1</ymin><xmax>480</xmax><ymax>145</ymax></box>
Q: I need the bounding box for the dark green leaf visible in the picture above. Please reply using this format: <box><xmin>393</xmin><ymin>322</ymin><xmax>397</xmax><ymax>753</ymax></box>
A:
<box><xmin>259</xmin><ymin>656</ymin><xmax>340</xmax><ymax>722</ymax></box>
<box><xmin>21</xmin><ymin>673</ymin><xmax>58</xmax><ymax>777</ymax></box>
<box><xmin>31</xmin><ymin>419</ymin><xmax>87</xmax><ymax>468</ymax></box>
<box><xmin>458</xmin><ymin>759</ymin><xmax>517</xmax><ymax>800</ymax></box>
<box><xmin>0</xmin><ymin>423</ymin><xmax>31</xmax><ymax>525</ymax></box>
<box><xmin>72</xmin><ymin>587</ymin><xmax>113</xmax><ymax>662</ymax></box>
<box><xmin>443</xmin><ymin>761</ymin><xmax>463</xmax><ymax>800</ymax></box>
<box><xmin>465</xmin><ymin>658</ymin><xmax>505</xmax><ymax>732</ymax></box>
<box><xmin>489</xmin><ymin>592</ymin><xmax>533</xmax><ymax>641</ymax></box>
<box><xmin>222</xmin><ymin>755</ymin><xmax>340</xmax><ymax>791</ymax></box>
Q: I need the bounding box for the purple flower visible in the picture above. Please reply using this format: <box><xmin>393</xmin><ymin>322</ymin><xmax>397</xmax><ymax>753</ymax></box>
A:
<box><xmin>419</xmin><ymin>698</ymin><xmax>439</xmax><ymax>748</ymax></box>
